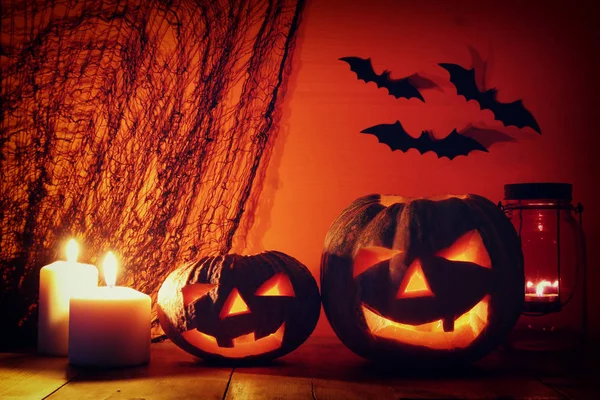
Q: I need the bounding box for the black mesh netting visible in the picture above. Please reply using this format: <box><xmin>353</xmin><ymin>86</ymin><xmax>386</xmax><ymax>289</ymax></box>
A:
<box><xmin>0</xmin><ymin>0</ymin><xmax>305</xmax><ymax>345</ymax></box>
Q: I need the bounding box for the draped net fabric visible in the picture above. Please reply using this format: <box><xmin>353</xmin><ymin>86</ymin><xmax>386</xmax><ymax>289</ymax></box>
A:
<box><xmin>0</xmin><ymin>0</ymin><xmax>304</xmax><ymax>342</ymax></box>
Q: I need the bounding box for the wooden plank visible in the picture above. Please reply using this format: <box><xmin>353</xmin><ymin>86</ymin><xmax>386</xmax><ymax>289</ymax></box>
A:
<box><xmin>536</xmin><ymin>346</ymin><xmax>600</xmax><ymax>400</ymax></box>
<box><xmin>269</xmin><ymin>337</ymin><xmax>567</xmax><ymax>399</ymax></box>
<box><xmin>303</xmin><ymin>337</ymin><xmax>563</xmax><ymax>400</ymax></box>
<box><xmin>47</xmin><ymin>341</ymin><xmax>232</xmax><ymax>400</ymax></box>
<box><xmin>3</xmin><ymin>336</ymin><xmax>597</xmax><ymax>400</ymax></box>
<box><xmin>313</xmin><ymin>378</ymin><xmax>395</xmax><ymax>400</ymax></box>
<box><xmin>225</xmin><ymin>336</ymin><xmax>396</xmax><ymax>400</ymax></box>
<box><xmin>390</xmin><ymin>377</ymin><xmax>565</xmax><ymax>399</ymax></box>
<box><xmin>224</xmin><ymin>336</ymin><xmax>319</xmax><ymax>400</ymax></box>
<box><xmin>540</xmin><ymin>376</ymin><xmax>600</xmax><ymax>400</ymax></box>
<box><xmin>225</xmin><ymin>373</ymin><xmax>313</xmax><ymax>400</ymax></box>
<box><xmin>223</xmin><ymin>339</ymin><xmax>316</xmax><ymax>400</ymax></box>
<box><xmin>301</xmin><ymin>337</ymin><xmax>396</xmax><ymax>400</ymax></box>
<box><xmin>0</xmin><ymin>352</ymin><xmax>71</xmax><ymax>400</ymax></box>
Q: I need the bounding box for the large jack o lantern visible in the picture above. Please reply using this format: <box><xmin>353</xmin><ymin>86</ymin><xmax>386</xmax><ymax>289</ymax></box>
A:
<box><xmin>321</xmin><ymin>194</ymin><xmax>524</xmax><ymax>363</ymax></box>
<box><xmin>158</xmin><ymin>251</ymin><xmax>320</xmax><ymax>362</ymax></box>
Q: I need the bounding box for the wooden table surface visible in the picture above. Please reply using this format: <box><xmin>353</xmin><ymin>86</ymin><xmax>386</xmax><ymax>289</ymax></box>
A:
<box><xmin>1</xmin><ymin>337</ymin><xmax>599</xmax><ymax>399</ymax></box>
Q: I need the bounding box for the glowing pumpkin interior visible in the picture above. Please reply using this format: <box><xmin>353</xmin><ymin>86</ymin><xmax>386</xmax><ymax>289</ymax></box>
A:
<box><xmin>181</xmin><ymin>272</ymin><xmax>296</xmax><ymax>358</ymax></box>
<box><xmin>220</xmin><ymin>289</ymin><xmax>251</xmax><ymax>319</ymax></box>
<box><xmin>356</xmin><ymin>229</ymin><xmax>492</xmax><ymax>349</ymax></box>
<box><xmin>182</xmin><ymin>323</ymin><xmax>286</xmax><ymax>359</ymax></box>
<box><xmin>396</xmin><ymin>260</ymin><xmax>433</xmax><ymax>299</ymax></box>
<box><xmin>363</xmin><ymin>296</ymin><xmax>489</xmax><ymax>350</ymax></box>
<box><xmin>436</xmin><ymin>230</ymin><xmax>492</xmax><ymax>269</ymax></box>
<box><xmin>255</xmin><ymin>273</ymin><xmax>295</xmax><ymax>297</ymax></box>
<box><xmin>354</xmin><ymin>246</ymin><xmax>401</xmax><ymax>278</ymax></box>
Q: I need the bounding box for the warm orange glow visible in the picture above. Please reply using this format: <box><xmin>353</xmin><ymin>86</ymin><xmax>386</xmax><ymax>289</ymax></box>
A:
<box><xmin>397</xmin><ymin>259</ymin><xmax>433</xmax><ymax>298</ymax></box>
<box><xmin>182</xmin><ymin>323</ymin><xmax>285</xmax><ymax>358</ymax></box>
<box><xmin>526</xmin><ymin>279</ymin><xmax>559</xmax><ymax>297</ymax></box>
<box><xmin>536</xmin><ymin>281</ymin><xmax>551</xmax><ymax>296</ymax></box>
<box><xmin>103</xmin><ymin>251</ymin><xmax>118</xmax><ymax>287</ymax></box>
<box><xmin>436</xmin><ymin>230</ymin><xmax>491</xmax><ymax>268</ymax></box>
<box><xmin>255</xmin><ymin>273</ymin><xmax>295</xmax><ymax>296</ymax></box>
<box><xmin>353</xmin><ymin>246</ymin><xmax>402</xmax><ymax>278</ymax></box>
<box><xmin>233</xmin><ymin>332</ymin><xmax>256</xmax><ymax>345</ymax></box>
<box><xmin>182</xmin><ymin>283</ymin><xmax>217</xmax><ymax>307</ymax></box>
<box><xmin>219</xmin><ymin>289</ymin><xmax>250</xmax><ymax>319</ymax></box>
<box><xmin>363</xmin><ymin>296</ymin><xmax>489</xmax><ymax>349</ymax></box>
<box><xmin>66</xmin><ymin>239</ymin><xmax>79</xmax><ymax>263</ymax></box>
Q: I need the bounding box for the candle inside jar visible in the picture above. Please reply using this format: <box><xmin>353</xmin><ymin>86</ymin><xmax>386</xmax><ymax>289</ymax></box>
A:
<box><xmin>525</xmin><ymin>279</ymin><xmax>559</xmax><ymax>302</ymax></box>
<box><xmin>68</xmin><ymin>252</ymin><xmax>151</xmax><ymax>367</ymax></box>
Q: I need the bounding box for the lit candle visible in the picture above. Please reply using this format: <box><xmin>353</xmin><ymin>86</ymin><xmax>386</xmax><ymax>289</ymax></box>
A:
<box><xmin>38</xmin><ymin>239</ymin><xmax>98</xmax><ymax>356</ymax></box>
<box><xmin>68</xmin><ymin>252</ymin><xmax>151</xmax><ymax>367</ymax></box>
<box><xmin>525</xmin><ymin>279</ymin><xmax>559</xmax><ymax>302</ymax></box>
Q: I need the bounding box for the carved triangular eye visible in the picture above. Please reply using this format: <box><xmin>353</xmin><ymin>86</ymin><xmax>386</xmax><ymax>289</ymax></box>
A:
<box><xmin>220</xmin><ymin>288</ymin><xmax>251</xmax><ymax>319</ymax></box>
<box><xmin>435</xmin><ymin>230</ymin><xmax>491</xmax><ymax>269</ymax></box>
<box><xmin>255</xmin><ymin>273</ymin><xmax>295</xmax><ymax>297</ymax></box>
<box><xmin>397</xmin><ymin>259</ymin><xmax>434</xmax><ymax>298</ymax></box>
<box><xmin>353</xmin><ymin>246</ymin><xmax>402</xmax><ymax>278</ymax></box>
<box><xmin>182</xmin><ymin>283</ymin><xmax>217</xmax><ymax>307</ymax></box>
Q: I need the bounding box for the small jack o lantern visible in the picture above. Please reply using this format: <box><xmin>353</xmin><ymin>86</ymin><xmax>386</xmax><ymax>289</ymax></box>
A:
<box><xmin>321</xmin><ymin>194</ymin><xmax>524</xmax><ymax>363</ymax></box>
<box><xmin>158</xmin><ymin>251</ymin><xmax>320</xmax><ymax>362</ymax></box>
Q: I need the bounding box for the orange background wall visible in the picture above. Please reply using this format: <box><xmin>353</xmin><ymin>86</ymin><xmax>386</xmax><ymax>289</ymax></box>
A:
<box><xmin>246</xmin><ymin>0</ymin><xmax>600</xmax><ymax>336</ymax></box>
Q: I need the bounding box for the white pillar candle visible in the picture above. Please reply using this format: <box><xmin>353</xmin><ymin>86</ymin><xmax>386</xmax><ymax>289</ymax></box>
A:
<box><xmin>38</xmin><ymin>239</ymin><xmax>98</xmax><ymax>356</ymax></box>
<box><xmin>68</xmin><ymin>252</ymin><xmax>151</xmax><ymax>367</ymax></box>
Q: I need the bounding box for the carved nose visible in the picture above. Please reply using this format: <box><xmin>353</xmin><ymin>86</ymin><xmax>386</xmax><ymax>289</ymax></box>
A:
<box><xmin>219</xmin><ymin>288</ymin><xmax>250</xmax><ymax>319</ymax></box>
<box><xmin>396</xmin><ymin>259</ymin><xmax>434</xmax><ymax>299</ymax></box>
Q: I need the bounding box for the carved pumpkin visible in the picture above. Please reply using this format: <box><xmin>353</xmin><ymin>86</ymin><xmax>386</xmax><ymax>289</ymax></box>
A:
<box><xmin>321</xmin><ymin>194</ymin><xmax>524</xmax><ymax>363</ymax></box>
<box><xmin>158</xmin><ymin>251</ymin><xmax>320</xmax><ymax>362</ymax></box>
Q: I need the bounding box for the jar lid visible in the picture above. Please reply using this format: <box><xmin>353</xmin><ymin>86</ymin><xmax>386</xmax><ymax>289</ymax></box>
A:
<box><xmin>504</xmin><ymin>182</ymin><xmax>572</xmax><ymax>200</ymax></box>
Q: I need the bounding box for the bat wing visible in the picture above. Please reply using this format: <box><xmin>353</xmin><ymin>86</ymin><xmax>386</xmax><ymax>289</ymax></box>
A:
<box><xmin>361</xmin><ymin>122</ymin><xmax>487</xmax><ymax>160</ymax></box>
<box><xmin>340</xmin><ymin>57</ymin><xmax>425</xmax><ymax>101</ymax></box>
<box><xmin>385</xmin><ymin>77</ymin><xmax>425</xmax><ymax>101</ymax></box>
<box><xmin>489</xmin><ymin>98</ymin><xmax>542</xmax><ymax>134</ymax></box>
<box><xmin>438</xmin><ymin>63</ymin><xmax>481</xmax><ymax>101</ymax></box>
<box><xmin>426</xmin><ymin>129</ymin><xmax>488</xmax><ymax>160</ymax></box>
<box><xmin>339</xmin><ymin>56</ymin><xmax>381</xmax><ymax>84</ymax></box>
<box><xmin>458</xmin><ymin>125</ymin><xmax>515</xmax><ymax>149</ymax></box>
<box><xmin>439</xmin><ymin>62</ymin><xmax>542</xmax><ymax>134</ymax></box>
<box><xmin>361</xmin><ymin>121</ymin><xmax>416</xmax><ymax>152</ymax></box>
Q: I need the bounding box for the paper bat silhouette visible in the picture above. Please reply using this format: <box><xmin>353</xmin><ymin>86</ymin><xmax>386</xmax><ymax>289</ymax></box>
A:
<box><xmin>439</xmin><ymin>63</ymin><xmax>541</xmax><ymax>134</ymax></box>
<box><xmin>361</xmin><ymin>121</ymin><xmax>511</xmax><ymax>160</ymax></box>
<box><xmin>340</xmin><ymin>57</ymin><xmax>437</xmax><ymax>101</ymax></box>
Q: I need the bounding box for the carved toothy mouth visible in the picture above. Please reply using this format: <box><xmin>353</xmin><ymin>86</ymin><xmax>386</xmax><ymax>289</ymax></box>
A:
<box><xmin>362</xmin><ymin>295</ymin><xmax>489</xmax><ymax>350</ymax></box>
<box><xmin>182</xmin><ymin>323</ymin><xmax>285</xmax><ymax>358</ymax></box>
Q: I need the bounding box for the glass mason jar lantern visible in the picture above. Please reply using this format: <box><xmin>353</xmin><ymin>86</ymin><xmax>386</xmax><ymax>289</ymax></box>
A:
<box><xmin>501</xmin><ymin>183</ymin><xmax>586</xmax><ymax>351</ymax></box>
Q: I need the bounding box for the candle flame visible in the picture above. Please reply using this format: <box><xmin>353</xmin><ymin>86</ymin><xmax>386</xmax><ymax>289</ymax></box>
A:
<box><xmin>66</xmin><ymin>239</ymin><xmax>79</xmax><ymax>263</ymax></box>
<box><xmin>535</xmin><ymin>280</ymin><xmax>553</xmax><ymax>297</ymax></box>
<box><xmin>103</xmin><ymin>251</ymin><xmax>118</xmax><ymax>287</ymax></box>
<box><xmin>526</xmin><ymin>279</ymin><xmax>560</xmax><ymax>298</ymax></box>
